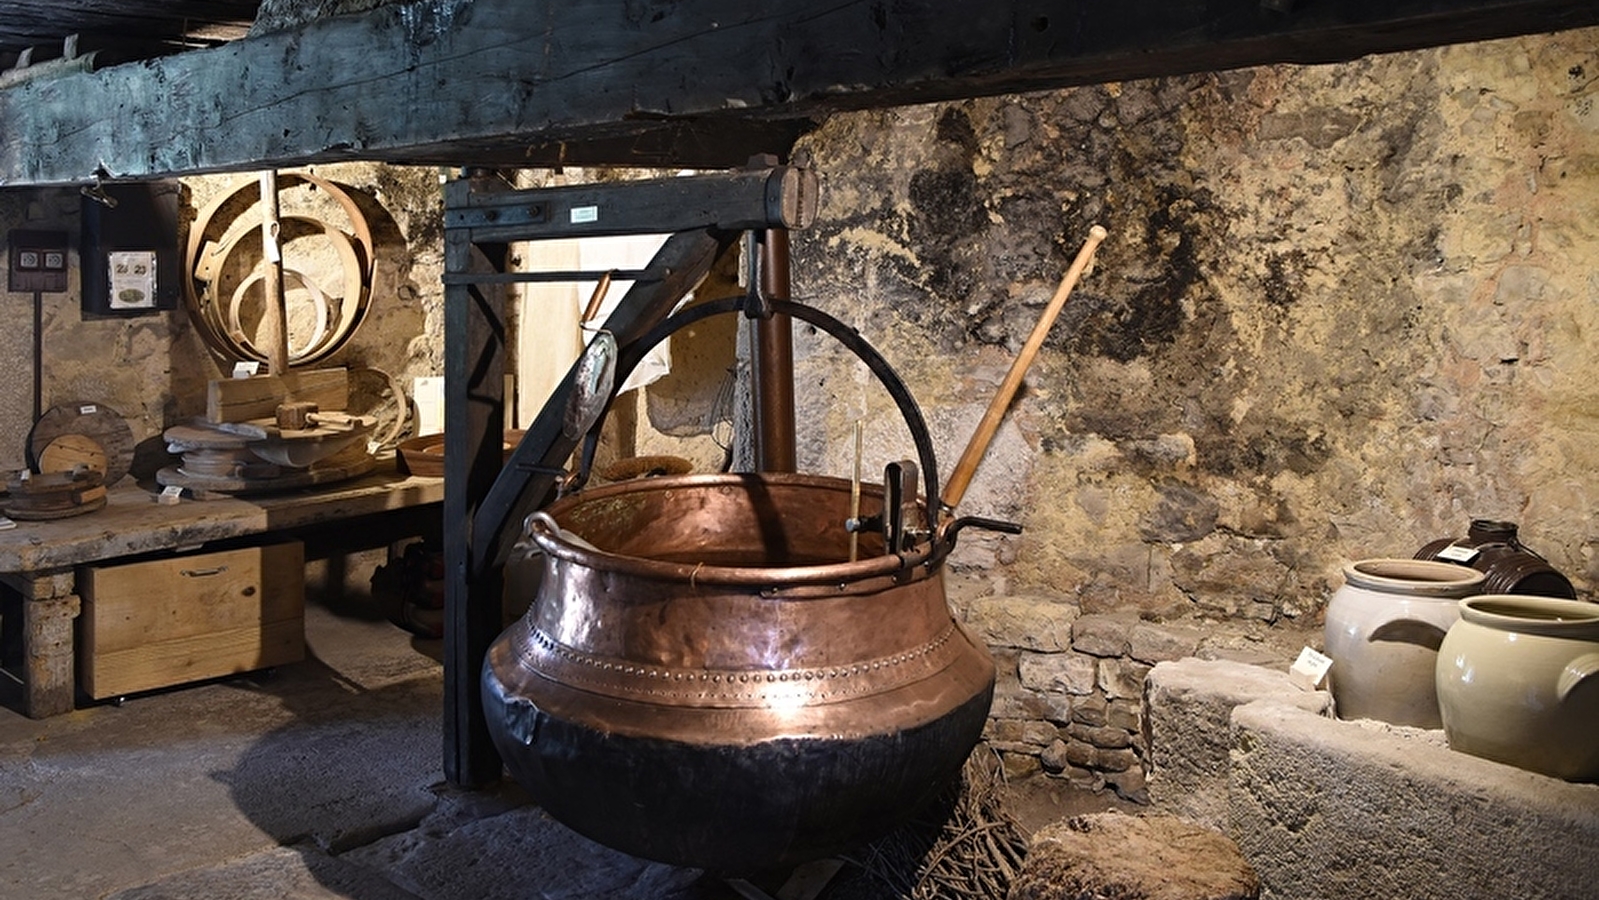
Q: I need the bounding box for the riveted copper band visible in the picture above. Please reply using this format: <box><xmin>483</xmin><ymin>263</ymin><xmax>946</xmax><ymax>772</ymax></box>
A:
<box><xmin>520</xmin><ymin>622</ymin><xmax>965</xmax><ymax>708</ymax></box>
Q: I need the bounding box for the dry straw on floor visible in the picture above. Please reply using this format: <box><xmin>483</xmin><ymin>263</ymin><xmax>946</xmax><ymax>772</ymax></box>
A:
<box><xmin>837</xmin><ymin>750</ymin><xmax>1031</xmax><ymax>899</ymax></box>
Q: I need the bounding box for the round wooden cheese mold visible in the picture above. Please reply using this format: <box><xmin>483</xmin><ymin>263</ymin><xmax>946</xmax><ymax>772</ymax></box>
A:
<box><xmin>3</xmin><ymin>468</ymin><xmax>108</xmax><ymax>520</ymax></box>
<box><xmin>37</xmin><ymin>433</ymin><xmax>109</xmax><ymax>478</ymax></box>
<box><xmin>27</xmin><ymin>403</ymin><xmax>136</xmax><ymax>487</ymax></box>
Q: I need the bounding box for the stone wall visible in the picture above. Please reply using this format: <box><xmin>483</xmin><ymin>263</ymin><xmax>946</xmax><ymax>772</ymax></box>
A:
<box><xmin>952</xmin><ymin>575</ymin><xmax>1312</xmax><ymax>796</ymax></box>
<box><xmin>777</xmin><ymin>27</ymin><xmax>1599</xmax><ymax>782</ymax></box>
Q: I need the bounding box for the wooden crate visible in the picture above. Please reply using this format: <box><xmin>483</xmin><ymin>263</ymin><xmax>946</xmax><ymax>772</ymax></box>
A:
<box><xmin>78</xmin><ymin>541</ymin><xmax>305</xmax><ymax>699</ymax></box>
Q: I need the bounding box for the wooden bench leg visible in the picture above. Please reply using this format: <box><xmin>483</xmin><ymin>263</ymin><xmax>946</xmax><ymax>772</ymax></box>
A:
<box><xmin>15</xmin><ymin>572</ymin><xmax>80</xmax><ymax>718</ymax></box>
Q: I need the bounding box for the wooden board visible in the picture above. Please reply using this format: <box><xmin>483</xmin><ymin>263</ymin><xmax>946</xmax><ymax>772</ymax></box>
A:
<box><xmin>2</xmin><ymin>493</ymin><xmax>107</xmax><ymax>520</ymax></box>
<box><xmin>3</xmin><ymin>0</ymin><xmax>1597</xmax><ymax>185</ymax></box>
<box><xmin>27</xmin><ymin>402</ymin><xmax>135</xmax><ymax>486</ymax></box>
<box><xmin>37</xmin><ymin>434</ymin><xmax>108</xmax><ymax>477</ymax></box>
<box><xmin>205</xmin><ymin>368</ymin><xmax>348</xmax><ymax>424</ymax></box>
<box><xmin>3</xmin><ymin>467</ymin><xmax>108</xmax><ymax>520</ymax></box>
<box><xmin>78</xmin><ymin>541</ymin><xmax>305</xmax><ymax>699</ymax></box>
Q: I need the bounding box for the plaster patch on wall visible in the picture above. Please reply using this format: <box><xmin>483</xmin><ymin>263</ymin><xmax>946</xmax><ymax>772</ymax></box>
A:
<box><xmin>825</xmin><ymin>226</ymin><xmax>920</xmax><ymax>267</ymax></box>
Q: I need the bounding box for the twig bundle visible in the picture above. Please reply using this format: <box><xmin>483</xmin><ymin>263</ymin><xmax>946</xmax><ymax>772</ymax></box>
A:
<box><xmin>841</xmin><ymin>750</ymin><xmax>1031</xmax><ymax>899</ymax></box>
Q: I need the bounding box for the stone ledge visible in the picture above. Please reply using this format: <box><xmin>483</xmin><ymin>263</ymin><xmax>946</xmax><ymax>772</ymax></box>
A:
<box><xmin>1230</xmin><ymin>701</ymin><xmax>1599</xmax><ymax>900</ymax></box>
<box><xmin>1145</xmin><ymin>657</ymin><xmax>1332</xmax><ymax>827</ymax></box>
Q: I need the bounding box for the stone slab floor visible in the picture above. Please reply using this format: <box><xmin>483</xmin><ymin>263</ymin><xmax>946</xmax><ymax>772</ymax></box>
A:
<box><xmin>1</xmin><ymin>592</ymin><xmax>1127</xmax><ymax>900</ymax></box>
<box><xmin>0</xmin><ymin>596</ymin><xmax>742</xmax><ymax>900</ymax></box>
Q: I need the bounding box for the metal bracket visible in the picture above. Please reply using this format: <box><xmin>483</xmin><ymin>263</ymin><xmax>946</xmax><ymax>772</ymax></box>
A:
<box><xmin>742</xmin><ymin>230</ymin><xmax>774</xmax><ymax>320</ymax></box>
<box><xmin>883</xmin><ymin>460</ymin><xmax>922</xmax><ymax>553</ymax></box>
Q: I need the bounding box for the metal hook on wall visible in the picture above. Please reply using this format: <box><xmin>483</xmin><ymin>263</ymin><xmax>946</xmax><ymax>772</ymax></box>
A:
<box><xmin>80</xmin><ymin>167</ymin><xmax>118</xmax><ymax>209</ymax></box>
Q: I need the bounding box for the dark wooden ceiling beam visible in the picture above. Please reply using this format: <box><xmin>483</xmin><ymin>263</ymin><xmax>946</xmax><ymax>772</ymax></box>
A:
<box><xmin>1</xmin><ymin>0</ymin><xmax>1594</xmax><ymax>186</ymax></box>
<box><xmin>0</xmin><ymin>0</ymin><xmax>257</xmax><ymax>65</ymax></box>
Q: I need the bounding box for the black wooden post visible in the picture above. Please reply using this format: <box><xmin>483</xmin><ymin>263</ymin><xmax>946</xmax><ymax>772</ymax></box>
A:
<box><xmin>442</xmin><ymin>172</ymin><xmax>512</xmax><ymax>788</ymax></box>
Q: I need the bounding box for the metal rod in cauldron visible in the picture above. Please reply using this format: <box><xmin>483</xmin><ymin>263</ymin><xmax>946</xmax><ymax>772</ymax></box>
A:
<box><xmin>940</xmin><ymin>224</ymin><xmax>1108</xmax><ymax>512</ymax></box>
<box><xmin>850</xmin><ymin>420</ymin><xmax>863</xmax><ymax>562</ymax></box>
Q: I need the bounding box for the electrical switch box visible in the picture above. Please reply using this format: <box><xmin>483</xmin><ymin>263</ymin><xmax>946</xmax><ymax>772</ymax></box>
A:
<box><xmin>7</xmin><ymin>230</ymin><xmax>70</xmax><ymax>293</ymax></box>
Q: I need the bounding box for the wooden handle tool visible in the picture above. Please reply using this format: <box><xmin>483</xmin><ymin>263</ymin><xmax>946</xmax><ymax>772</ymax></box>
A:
<box><xmin>581</xmin><ymin>271</ymin><xmax>614</xmax><ymax>325</ymax></box>
<box><xmin>941</xmin><ymin>224</ymin><xmax>1108</xmax><ymax>512</ymax></box>
<box><xmin>258</xmin><ymin>169</ymin><xmax>290</xmax><ymax>374</ymax></box>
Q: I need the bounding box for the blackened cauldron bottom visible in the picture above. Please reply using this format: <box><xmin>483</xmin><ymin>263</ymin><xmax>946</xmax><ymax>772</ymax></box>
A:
<box><xmin>482</xmin><ymin>641</ymin><xmax>994</xmax><ymax>874</ymax></box>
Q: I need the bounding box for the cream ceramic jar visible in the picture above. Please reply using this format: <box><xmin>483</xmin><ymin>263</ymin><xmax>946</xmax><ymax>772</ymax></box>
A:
<box><xmin>1324</xmin><ymin>558</ymin><xmax>1485</xmax><ymax>727</ymax></box>
<box><xmin>1435</xmin><ymin>595</ymin><xmax>1599</xmax><ymax>782</ymax></box>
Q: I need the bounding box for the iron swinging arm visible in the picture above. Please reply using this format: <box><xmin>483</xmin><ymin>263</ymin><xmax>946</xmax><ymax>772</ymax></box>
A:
<box><xmin>468</xmin><ymin>231</ymin><xmax>1021</xmax><ymax>582</ymax></box>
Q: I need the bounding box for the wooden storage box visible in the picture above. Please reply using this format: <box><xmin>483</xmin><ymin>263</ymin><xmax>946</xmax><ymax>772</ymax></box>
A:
<box><xmin>78</xmin><ymin>541</ymin><xmax>305</xmax><ymax>699</ymax></box>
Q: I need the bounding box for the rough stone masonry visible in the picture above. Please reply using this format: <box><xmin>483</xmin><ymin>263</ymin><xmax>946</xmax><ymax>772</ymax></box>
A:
<box><xmin>781</xmin><ymin>26</ymin><xmax>1599</xmax><ymax>785</ymax></box>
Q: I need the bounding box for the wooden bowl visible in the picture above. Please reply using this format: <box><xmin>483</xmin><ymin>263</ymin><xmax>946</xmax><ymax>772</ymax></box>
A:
<box><xmin>398</xmin><ymin>430</ymin><xmax>524</xmax><ymax>477</ymax></box>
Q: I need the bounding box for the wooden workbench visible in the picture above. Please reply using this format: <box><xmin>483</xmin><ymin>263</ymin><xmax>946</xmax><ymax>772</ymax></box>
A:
<box><xmin>0</xmin><ymin>471</ymin><xmax>444</xmax><ymax>717</ymax></box>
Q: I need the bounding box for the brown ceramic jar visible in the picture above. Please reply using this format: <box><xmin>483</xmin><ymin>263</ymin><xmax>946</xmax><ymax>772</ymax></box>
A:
<box><xmin>1415</xmin><ymin>519</ymin><xmax>1576</xmax><ymax>599</ymax></box>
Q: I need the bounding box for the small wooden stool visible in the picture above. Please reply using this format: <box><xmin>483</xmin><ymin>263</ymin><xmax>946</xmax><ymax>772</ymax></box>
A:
<box><xmin>1008</xmin><ymin>812</ymin><xmax>1260</xmax><ymax>900</ymax></box>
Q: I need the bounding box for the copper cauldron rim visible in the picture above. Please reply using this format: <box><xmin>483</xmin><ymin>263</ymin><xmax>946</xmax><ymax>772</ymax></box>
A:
<box><xmin>523</xmin><ymin>471</ymin><xmax>948</xmax><ymax>589</ymax></box>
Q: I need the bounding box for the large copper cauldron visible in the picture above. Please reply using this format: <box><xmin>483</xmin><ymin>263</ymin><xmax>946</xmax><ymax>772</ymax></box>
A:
<box><xmin>481</xmin><ymin>298</ymin><xmax>998</xmax><ymax>873</ymax></box>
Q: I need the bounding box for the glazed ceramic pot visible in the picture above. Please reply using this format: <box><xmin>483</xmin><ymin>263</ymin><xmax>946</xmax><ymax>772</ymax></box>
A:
<box><xmin>1324</xmin><ymin>558</ymin><xmax>1485</xmax><ymax>727</ymax></box>
<box><xmin>1436</xmin><ymin>595</ymin><xmax>1599</xmax><ymax>781</ymax></box>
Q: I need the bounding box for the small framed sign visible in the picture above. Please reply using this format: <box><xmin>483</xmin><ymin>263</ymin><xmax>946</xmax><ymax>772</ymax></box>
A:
<box><xmin>107</xmin><ymin>250</ymin><xmax>161</xmax><ymax>310</ymax></box>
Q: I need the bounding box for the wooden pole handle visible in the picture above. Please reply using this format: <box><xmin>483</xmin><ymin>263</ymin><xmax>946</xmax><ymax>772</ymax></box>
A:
<box><xmin>258</xmin><ymin>170</ymin><xmax>290</xmax><ymax>374</ymax></box>
<box><xmin>580</xmin><ymin>271</ymin><xmax>613</xmax><ymax>324</ymax></box>
<box><xmin>941</xmin><ymin>224</ymin><xmax>1108</xmax><ymax>511</ymax></box>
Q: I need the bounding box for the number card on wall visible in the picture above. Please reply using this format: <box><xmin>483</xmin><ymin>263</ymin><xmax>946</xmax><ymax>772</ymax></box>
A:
<box><xmin>81</xmin><ymin>181</ymin><xmax>180</xmax><ymax>317</ymax></box>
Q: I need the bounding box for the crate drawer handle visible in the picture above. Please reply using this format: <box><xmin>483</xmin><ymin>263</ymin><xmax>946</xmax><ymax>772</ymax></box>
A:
<box><xmin>180</xmin><ymin>565</ymin><xmax>229</xmax><ymax>577</ymax></box>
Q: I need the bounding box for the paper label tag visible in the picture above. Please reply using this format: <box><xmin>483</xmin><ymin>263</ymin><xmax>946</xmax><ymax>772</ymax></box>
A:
<box><xmin>232</xmin><ymin>361</ymin><xmax>262</xmax><ymax>379</ymax></box>
<box><xmin>1436</xmin><ymin>544</ymin><xmax>1479</xmax><ymax>563</ymax></box>
<box><xmin>78</xmin><ymin>404</ymin><xmax>97</xmax><ymax>415</ymax></box>
<box><xmin>1289</xmin><ymin>646</ymin><xmax>1335</xmax><ymax>691</ymax></box>
<box><xmin>264</xmin><ymin>221</ymin><xmax>282</xmax><ymax>263</ymax></box>
<box><xmin>570</xmin><ymin>205</ymin><xmax>599</xmax><ymax>224</ymax></box>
